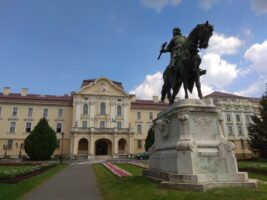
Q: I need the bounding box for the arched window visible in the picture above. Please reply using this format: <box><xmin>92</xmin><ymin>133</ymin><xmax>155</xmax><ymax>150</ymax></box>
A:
<box><xmin>117</xmin><ymin>105</ymin><xmax>122</xmax><ymax>116</ymax></box>
<box><xmin>100</xmin><ymin>102</ymin><xmax>106</xmax><ymax>115</ymax></box>
<box><xmin>83</xmin><ymin>104</ymin><xmax>88</xmax><ymax>115</ymax></box>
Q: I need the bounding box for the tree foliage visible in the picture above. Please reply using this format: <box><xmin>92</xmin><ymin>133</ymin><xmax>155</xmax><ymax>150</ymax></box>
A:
<box><xmin>24</xmin><ymin>118</ymin><xmax>57</xmax><ymax>160</ymax></box>
<box><xmin>247</xmin><ymin>84</ymin><xmax>267</xmax><ymax>159</ymax></box>
<box><xmin>145</xmin><ymin>128</ymin><xmax>155</xmax><ymax>151</ymax></box>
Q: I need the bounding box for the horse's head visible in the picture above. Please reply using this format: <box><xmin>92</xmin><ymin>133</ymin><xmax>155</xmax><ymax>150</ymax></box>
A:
<box><xmin>188</xmin><ymin>21</ymin><xmax>213</xmax><ymax>49</ymax></box>
<box><xmin>197</xmin><ymin>21</ymin><xmax>214</xmax><ymax>49</ymax></box>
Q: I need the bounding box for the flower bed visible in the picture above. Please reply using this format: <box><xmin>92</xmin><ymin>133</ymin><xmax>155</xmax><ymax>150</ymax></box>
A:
<box><xmin>103</xmin><ymin>162</ymin><xmax>132</xmax><ymax>177</ymax></box>
<box><xmin>0</xmin><ymin>163</ymin><xmax>57</xmax><ymax>183</ymax></box>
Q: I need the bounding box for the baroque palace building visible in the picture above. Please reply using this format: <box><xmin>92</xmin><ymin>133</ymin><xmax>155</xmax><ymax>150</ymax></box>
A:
<box><xmin>0</xmin><ymin>77</ymin><xmax>260</xmax><ymax>158</ymax></box>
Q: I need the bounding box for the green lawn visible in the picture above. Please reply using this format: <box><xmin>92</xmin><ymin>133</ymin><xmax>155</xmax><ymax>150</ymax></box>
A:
<box><xmin>0</xmin><ymin>164</ymin><xmax>66</xmax><ymax>200</ymax></box>
<box><xmin>115</xmin><ymin>163</ymin><xmax>143</xmax><ymax>176</ymax></box>
<box><xmin>94</xmin><ymin>163</ymin><xmax>267</xmax><ymax>200</ymax></box>
<box><xmin>238</xmin><ymin>161</ymin><xmax>267</xmax><ymax>171</ymax></box>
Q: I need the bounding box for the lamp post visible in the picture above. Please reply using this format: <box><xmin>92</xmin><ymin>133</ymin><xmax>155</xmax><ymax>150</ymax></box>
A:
<box><xmin>60</xmin><ymin>132</ymin><xmax>65</xmax><ymax>164</ymax></box>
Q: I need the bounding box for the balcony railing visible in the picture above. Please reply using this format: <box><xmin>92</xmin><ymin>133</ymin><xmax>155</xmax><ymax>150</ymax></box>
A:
<box><xmin>72</xmin><ymin>127</ymin><xmax>133</xmax><ymax>133</ymax></box>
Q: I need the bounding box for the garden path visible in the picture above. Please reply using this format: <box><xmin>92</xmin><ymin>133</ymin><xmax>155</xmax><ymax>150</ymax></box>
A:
<box><xmin>23</xmin><ymin>162</ymin><xmax>100</xmax><ymax>200</ymax></box>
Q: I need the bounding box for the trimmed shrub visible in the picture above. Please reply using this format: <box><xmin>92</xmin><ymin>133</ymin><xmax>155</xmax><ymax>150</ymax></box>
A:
<box><xmin>24</xmin><ymin>118</ymin><xmax>57</xmax><ymax>160</ymax></box>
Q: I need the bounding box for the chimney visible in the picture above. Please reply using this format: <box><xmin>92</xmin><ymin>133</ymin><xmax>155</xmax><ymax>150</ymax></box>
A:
<box><xmin>3</xmin><ymin>87</ymin><xmax>10</xmax><ymax>96</ymax></box>
<box><xmin>153</xmin><ymin>96</ymin><xmax>159</xmax><ymax>103</ymax></box>
<box><xmin>130</xmin><ymin>94</ymin><xmax>136</xmax><ymax>102</ymax></box>
<box><xmin>21</xmin><ymin>88</ymin><xmax>28</xmax><ymax>96</ymax></box>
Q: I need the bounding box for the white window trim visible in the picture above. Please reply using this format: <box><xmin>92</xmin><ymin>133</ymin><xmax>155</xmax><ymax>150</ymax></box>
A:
<box><xmin>43</xmin><ymin>108</ymin><xmax>48</xmax><ymax>118</ymax></box>
<box><xmin>28</xmin><ymin>107</ymin><xmax>33</xmax><ymax>117</ymax></box>
<box><xmin>24</xmin><ymin>121</ymin><xmax>32</xmax><ymax>133</ymax></box>
<box><xmin>58</xmin><ymin>108</ymin><xmax>63</xmax><ymax>118</ymax></box>
<box><xmin>56</xmin><ymin>122</ymin><xmax>63</xmax><ymax>133</ymax></box>
<box><xmin>8</xmin><ymin>121</ymin><xmax>16</xmax><ymax>134</ymax></box>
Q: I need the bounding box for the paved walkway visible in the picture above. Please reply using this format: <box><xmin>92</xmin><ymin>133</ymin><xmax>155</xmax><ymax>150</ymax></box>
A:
<box><xmin>23</xmin><ymin>162</ymin><xmax>101</xmax><ymax>200</ymax></box>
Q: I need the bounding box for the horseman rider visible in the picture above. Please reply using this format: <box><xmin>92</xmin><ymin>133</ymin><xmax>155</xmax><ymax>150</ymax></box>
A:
<box><xmin>162</xmin><ymin>27</ymin><xmax>185</xmax><ymax>71</ymax></box>
<box><xmin>161</xmin><ymin>27</ymin><xmax>206</xmax><ymax>81</ymax></box>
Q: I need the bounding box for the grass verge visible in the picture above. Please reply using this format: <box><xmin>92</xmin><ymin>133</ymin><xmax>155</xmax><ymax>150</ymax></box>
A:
<box><xmin>93</xmin><ymin>163</ymin><xmax>267</xmax><ymax>200</ymax></box>
<box><xmin>0</xmin><ymin>164</ymin><xmax>66</xmax><ymax>200</ymax></box>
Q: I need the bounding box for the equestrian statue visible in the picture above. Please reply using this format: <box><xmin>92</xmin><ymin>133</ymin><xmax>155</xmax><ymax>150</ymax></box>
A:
<box><xmin>158</xmin><ymin>21</ymin><xmax>214</xmax><ymax>105</ymax></box>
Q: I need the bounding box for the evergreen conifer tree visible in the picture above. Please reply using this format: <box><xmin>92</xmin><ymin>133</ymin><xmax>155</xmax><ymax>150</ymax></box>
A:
<box><xmin>145</xmin><ymin>128</ymin><xmax>155</xmax><ymax>151</ymax></box>
<box><xmin>24</xmin><ymin>118</ymin><xmax>57</xmax><ymax>160</ymax></box>
<box><xmin>247</xmin><ymin>84</ymin><xmax>267</xmax><ymax>158</ymax></box>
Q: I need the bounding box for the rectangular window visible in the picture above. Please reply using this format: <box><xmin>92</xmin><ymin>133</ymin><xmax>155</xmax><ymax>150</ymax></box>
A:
<box><xmin>82</xmin><ymin>121</ymin><xmax>87</xmax><ymax>128</ymax></box>
<box><xmin>149</xmin><ymin>112</ymin><xmax>153</xmax><ymax>120</ymax></box>
<box><xmin>137</xmin><ymin>112</ymin><xmax>141</xmax><ymax>120</ymax></box>
<box><xmin>9</xmin><ymin>122</ymin><xmax>16</xmax><ymax>133</ymax></box>
<box><xmin>238</xmin><ymin>126</ymin><xmax>243</xmax><ymax>136</ymax></box>
<box><xmin>137</xmin><ymin>140</ymin><xmax>142</xmax><ymax>149</ymax></box>
<box><xmin>25</xmin><ymin>122</ymin><xmax>32</xmax><ymax>133</ymax></box>
<box><xmin>228</xmin><ymin>126</ymin><xmax>233</xmax><ymax>136</ymax></box>
<box><xmin>58</xmin><ymin>109</ymin><xmax>63</xmax><ymax>118</ymax></box>
<box><xmin>7</xmin><ymin>139</ymin><xmax>13</xmax><ymax>150</ymax></box>
<box><xmin>28</xmin><ymin>108</ymin><xmax>33</xmax><ymax>117</ymax></box>
<box><xmin>0</xmin><ymin>106</ymin><xmax>2</xmax><ymax>116</ymax></box>
<box><xmin>137</xmin><ymin>124</ymin><xmax>142</xmax><ymax>135</ymax></box>
<box><xmin>56</xmin><ymin>123</ymin><xmax>62</xmax><ymax>133</ymax></box>
<box><xmin>12</xmin><ymin>107</ymin><xmax>18</xmax><ymax>116</ymax></box>
<box><xmin>100</xmin><ymin>121</ymin><xmax>105</xmax><ymax>128</ymax></box>
<box><xmin>43</xmin><ymin>108</ymin><xmax>48</xmax><ymax>118</ymax></box>
<box><xmin>236</xmin><ymin>114</ymin><xmax>241</xmax><ymax>122</ymax></box>
<box><xmin>226</xmin><ymin>114</ymin><xmax>231</xmax><ymax>122</ymax></box>
<box><xmin>117</xmin><ymin>122</ymin><xmax>122</xmax><ymax>129</ymax></box>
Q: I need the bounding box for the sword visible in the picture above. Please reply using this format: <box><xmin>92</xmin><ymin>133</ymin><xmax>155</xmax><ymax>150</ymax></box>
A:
<box><xmin>157</xmin><ymin>42</ymin><xmax>167</xmax><ymax>60</ymax></box>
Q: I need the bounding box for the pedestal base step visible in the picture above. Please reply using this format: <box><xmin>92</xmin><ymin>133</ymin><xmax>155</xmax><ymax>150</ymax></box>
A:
<box><xmin>161</xmin><ymin>180</ymin><xmax>257</xmax><ymax>192</ymax></box>
<box><xmin>143</xmin><ymin>169</ymin><xmax>257</xmax><ymax>192</ymax></box>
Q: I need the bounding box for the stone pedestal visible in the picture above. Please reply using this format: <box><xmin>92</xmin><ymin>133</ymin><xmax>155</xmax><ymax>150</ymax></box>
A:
<box><xmin>143</xmin><ymin>99</ymin><xmax>257</xmax><ymax>191</ymax></box>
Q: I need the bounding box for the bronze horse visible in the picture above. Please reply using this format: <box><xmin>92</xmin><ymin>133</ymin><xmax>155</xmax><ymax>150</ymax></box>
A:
<box><xmin>161</xmin><ymin>21</ymin><xmax>214</xmax><ymax>105</ymax></box>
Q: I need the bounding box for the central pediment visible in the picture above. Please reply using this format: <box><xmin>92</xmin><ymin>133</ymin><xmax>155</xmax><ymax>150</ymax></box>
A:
<box><xmin>76</xmin><ymin>77</ymin><xmax>128</xmax><ymax>97</ymax></box>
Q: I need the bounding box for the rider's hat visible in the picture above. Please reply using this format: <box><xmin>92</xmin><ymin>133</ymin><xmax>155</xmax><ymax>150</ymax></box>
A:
<box><xmin>173</xmin><ymin>27</ymin><xmax>181</xmax><ymax>35</ymax></box>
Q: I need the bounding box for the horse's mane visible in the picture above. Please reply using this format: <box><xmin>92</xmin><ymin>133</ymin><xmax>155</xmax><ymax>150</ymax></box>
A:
<box><xmin>187</xmin><ymin>22</ymin><xmax>214</xmax><ymax>43</ymax></box>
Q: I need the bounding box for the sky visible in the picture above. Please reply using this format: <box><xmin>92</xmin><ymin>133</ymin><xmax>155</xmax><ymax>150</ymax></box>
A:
<box><xmin>0</xmin><ymin>0</ymin><xmax>267</xmax><ymax>99</ymax></box>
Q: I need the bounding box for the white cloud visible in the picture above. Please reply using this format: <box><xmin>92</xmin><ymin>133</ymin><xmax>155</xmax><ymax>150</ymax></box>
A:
<box><xmin>234</xmin><ymin>81</ymin><xmax>266</xmax><ymax>97</ymax></box>
<box><xmin>129</xmin><ymin>71</ymin><xmax>215</xmax><ymax>100</ymax></box>
<box><xmin>206</xmin><ymin>32</ymin><xmax>243</xmax><ymax>55</ymax></box>
<box><xmin>250</xmin><ymin>0</ymin><xmax>267</xmax><ymax>14</ymax></box>
<box><xmin>198</xmin><ymin>0</ymin><xmax>218</xmax><ymax>10</ymax></box>
<box><xmin>200</xmin><ymin>53</ymin><xmax>240</xmax><ymax>88</ymax></box>
<box><xmin>244</xmin><ymin>40</ymin><xmax>267</xmax><ymax>73</ymax></box>
<box><xmin>140</xmin><ymin>0</ymin><xmax>182</xmax><ymax>12</ymax></box>
<box><xmin>129</xmin><ymin>72</ymin><xmax>163</xmax><ymax>99</ymax></box>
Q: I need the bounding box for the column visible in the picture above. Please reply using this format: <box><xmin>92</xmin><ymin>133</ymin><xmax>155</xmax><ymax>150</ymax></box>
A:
<box><xmin>123</xmin><ymin>103</ymin><xmax>129</xmax><ymax>128</ymax></box>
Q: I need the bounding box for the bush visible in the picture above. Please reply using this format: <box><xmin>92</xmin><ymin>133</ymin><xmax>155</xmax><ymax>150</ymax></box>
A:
<box><xmin>24</xmin><ymin>118</ymin><xmax>57</xmax><ymax>161</ymax></box>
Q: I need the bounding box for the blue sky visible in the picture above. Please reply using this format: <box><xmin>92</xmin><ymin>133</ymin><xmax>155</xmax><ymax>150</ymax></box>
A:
<box><xmin>0</xmin><ymin>0</ymin><xmax>267</xmax><ymax>99</ymax></box>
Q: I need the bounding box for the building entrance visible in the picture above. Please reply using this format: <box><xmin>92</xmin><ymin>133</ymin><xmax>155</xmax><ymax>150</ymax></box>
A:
<box><xmin>95</xmin><ymin>139</ymin><xmax>112</xmax><ymax>155</ymax></box>
<box><xmin>78</xmin><ymin>138</ymin><xmax>88</xmax><ymax>156</ymax></box>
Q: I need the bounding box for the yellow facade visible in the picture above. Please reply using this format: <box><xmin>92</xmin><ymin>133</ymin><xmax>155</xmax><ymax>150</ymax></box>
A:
<box><xmin>0</xmin><ymin>78</ymin><xmax>260</xmax><ymax>159</ymax></box>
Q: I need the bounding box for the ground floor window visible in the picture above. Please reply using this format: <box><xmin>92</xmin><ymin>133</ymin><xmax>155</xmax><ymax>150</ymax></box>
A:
<box><xmin>137</xmin><ymin>139</ymin><xmax>142</xmax><ymax>149</ymax></box>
